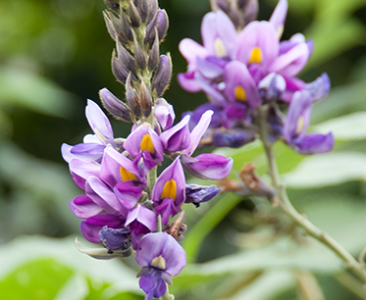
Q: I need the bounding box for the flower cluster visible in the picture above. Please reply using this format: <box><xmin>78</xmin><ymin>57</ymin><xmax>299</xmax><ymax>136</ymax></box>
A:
<box><xmin>179</xmin><ymin>0</ymin><xmax>334</xmax><ymax>154</ymax></box>
<box><xmin>62</xmin><ymin>1</ymin><xmax>232</xmax><ymax>299</ymax></box>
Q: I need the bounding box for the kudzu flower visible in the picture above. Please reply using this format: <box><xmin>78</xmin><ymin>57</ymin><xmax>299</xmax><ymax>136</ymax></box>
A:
<box><xmin>136</xmin><ymin>232</ymin><xmax>186</xmax><ymax>300</ymax></box>
<box><xmin>185</xmin><ymin>184</ymin><xmax>221</xmax><ymax>207</ymax></box>
<box><xmin>284</xmin><ymin>90</ymin><xmax>334</xmax><ymax>154</ymax></box>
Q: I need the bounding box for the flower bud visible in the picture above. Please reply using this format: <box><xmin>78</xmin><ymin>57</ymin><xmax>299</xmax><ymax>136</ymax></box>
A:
<box><xmin>237</xmin><ymin>0</ymin><xmax>249</xmax><ymax>9</ymax></box>
<box><xmin>106</xmin><ymin>11</ymin><xmax>129</xmax><ymax>44</ymax></box>
<box><xmin>217</xmin><ymin>0</ymin><xmax>230</xmax><ymax>13</ymax></box>
<box><xmin>145</xmin><ymin>10</ymin><xmax>169</xmax><ymax>47</ymax></box>
<box><xmin>126</xmin><ymin>73</ymin><xmax>142</xmax><ymax>117</ymax></box>
<box><xmin>212</xmin><ymin>129</ymin><xmax>256</xmax><ymax>148</ymax></box>
<box><xmin>99</xmin><ymin>88</ymin><xmax>132</xmax><ymax>122</ymax></box>
<box><xmin>100</xmin><ymin>227</ymin><xmax>132</xmax><ymax>251</ymax></box>
<box><xmin>138</xmin><ymin>0</ymin><xmax>149</xmax><ymax>23</ymax></box>
<box><xmin>116</xmin><ymin>42</ymin><xmax>136</xmax><ymax>73</ymax></box>
<box><xmin>103</xmin><ymin>12</ymin><xmax>117</xmax><ymax>41</ymax></box>
<box><xmin>244</xmin><ymin>0</ymin><xmax>259</xmax><ymax>25</ymax></box>
<box><xmin>129</xmin><ymin>0</ymin><xmax>142</xmax><ymax>27</ymax></box>
<box><xmin>152</xmin><ymin>54</ymin><xmax>172</xmax><ymax>97</ymax></box>
<box><xmin>104</xmin><ymin>0</ymin><xmax>120</xmax><ymax>12</ymax></box>
<box><xmin>139</xmin><ymin>81</ymin><xmax>152</xmax><ymax>118</ymax></box>
<box><xmin>112</xmin><ymin>50</ymin><xmax>129</xmax><ymax>84</ymax></box>
<box><xmin>146</xmin><ymin>0</ymin><xmax>158</xmax><ymax>24</ymax></box>
<box><xmin>154</xmin><ymin>98</ymin><xmax>175</xmax><ymax>130</ymax></box>
<box><xmin>133</xmin><ymin>32</ymin><xmax>147</xmax><ymax>70</ymax></box>
<box><xmin>148</xmin><ymin>30</ymin><xmax>160</xmax><ymax>70</ymax></box>
<box><xmin>185</xmin><ymin>184</ymin><xmax>221</xmax><ymax>207</ymax></box>
<box><xmin>120</xmin><ymin>9</ymin><xmax>133</xmax><ymax>41</ymax></box>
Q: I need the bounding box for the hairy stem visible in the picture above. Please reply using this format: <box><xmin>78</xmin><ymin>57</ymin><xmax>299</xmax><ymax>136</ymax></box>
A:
<box><xmin>257</xmin><ymin>105</ymin><xmax>366</xmax><ymax>283</ymax></box>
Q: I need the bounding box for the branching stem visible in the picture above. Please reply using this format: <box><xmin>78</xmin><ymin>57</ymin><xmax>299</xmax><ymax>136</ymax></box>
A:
<box><xmin>257</xmin><ymin>105</ymin><xmax>366</xmax><ymax>283</ymax></box>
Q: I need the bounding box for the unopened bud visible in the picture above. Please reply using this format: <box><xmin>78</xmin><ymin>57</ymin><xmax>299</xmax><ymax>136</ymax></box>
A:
<box><xmin>103</xmin><ymin>12</ymin><xmax>117</xmax><ymax>41</ymax></box>
<box><xmin>217</xmin><ymin>0</ymin><xmax>230</xmax><ymax>13</ymax></box>
<box><xmin>185</xmin><ymin>184</ymin><xmax>221</xmax><ymax>207</ymax></box>
<box><xmin>154</xmin><ymin>98</ymin><xmax>175</xmax><ymax>130</ymax></box>
<box><xmin>100</xmin><ymin>227</ymin><xmax>132</xmax><ymax>251</ymax></box>
<box><xmin>133</xmin><ymin>32</ymin><xmax>147</xmax><ymax>70</ymax></box>
<box><xmin>244</xmin><ymin>0</ymin><xmax>258</xmax><ymax>25</ymax></box>
<box><xmin>106</xmin><ymin>11</ymin><xmax>129</xmax><ymax>44</ymax></box>
<box><xmin>152</xmin><ymin>54</ymin><xmax>172</xmax><ymax>97</ymax></box>
<box><xmin>145</xmin><ymin>10</ymin><xmax>169</xmax><ymax>47</ymax></box>
<box><xmin>120</xmin><ymin>9</ymin><xmax>133</xmax><ymax>41</ymax></box>
<box><xmin>139</xmin><ymin>81</ymin><xmax>152</xmax><ymax>118</ymax></box>
<box><xmin>146</xmin><ymin>0</ymin><xmax>158</xmax><ymax>24</ymax></box>
<box><xmin>148</xmin><ymin>30</ymin><xmax>160</xmax><ymax>70</ymax></box>
<box><xmin>126</xmin><ymin>73</ymin><xmax>142</xmax><ymax>117</ymax></box>
<box><xmin>138</xmin><ymin>0</ymin><xmax>149</xmax><ymax>22</ymax></box>
<box><xmin>112</xmin><ymin>50</ymin><xmax>129</xmax><ymax>84</ymax></box>
<box><xmin>212</xmin><ymin>128</ymin><xmax>256</xmax><ymax>148</ymax></box>
<box><xmin>116</xmin><ymin>42</ymin><xmax>136</xmax><ymax>73</ymax></box>
<box><xmin>99</xmin><ymin>88</ymin><xmax>132</xmax><ymax>122</ymax></box>
<box><xmin>237</xmin><ymin>0</ymin><xmax>249</xmax><ymax>9</ymax></box>
<box><xmin>129</xmin><ymin>0</ymin><xmax>142</xmax><ymax>27</ymax></box>
<box><xmin>104</xmin><ymin>0</ymin><xmax>120</xmax><ymax>12</ymax></box>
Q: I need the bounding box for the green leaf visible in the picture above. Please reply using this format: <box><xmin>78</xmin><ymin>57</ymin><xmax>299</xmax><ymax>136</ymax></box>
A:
<box><xmin>0</xmin><ymin>258</ymin><xmax>74</xmax><ymax>300</ymax></box>
<box><xmin>314</xmin><ymin>112</ymin><xmax>366</xmax><ymax>141</ymax></box>
<box><xmin>183</xmin><ymin>192</ymin><xmax>242</xmax><ymax>264</ymax></box>
<box><xmin>0</xmin><ymin>66</ymin><xmax>76</xmax><ymax>117</ymax></box>
<box><xmin>283</xmin><ymin>152</ymin><xmax>366</xmax><ymax>188</ymax></box>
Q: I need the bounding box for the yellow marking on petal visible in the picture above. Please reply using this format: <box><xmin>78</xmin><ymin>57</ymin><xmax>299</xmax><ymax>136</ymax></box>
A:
<box><xmin>248</xmin><ymin>47</ymin><xmax>262</xmax><ymax>65</ymax></box>
<box><xmin>296</xmin><ymin>115</ymin><xmax>304</xmax><ymax>135</ymax></box>
<box><xmin>161</xmin><ymin>179</ymin><xmax>177</xmax><ymax>200</ymax></box>
<box><xmin>234</xmin><ymin>86</ymin><xmax>247</xmax><ymax>101</ymax></box>
<box><xmin>151</xmin><ymin>255</ymin><xmax>166</xmax><ymax>270</ymax></box>
<box><xmin>120</xmin><ymin>166</ymin><xmax>137</xmax><ymax>182</ymax></box>
<box><xmin>214</xmin><ymin>38</ymin><xmax>227</xmax><ymax>58</ymax></box>
<box><xmin>140</xmin><ymin>134</ymin><xmax>155</xmax><ymax>154</ymax></box>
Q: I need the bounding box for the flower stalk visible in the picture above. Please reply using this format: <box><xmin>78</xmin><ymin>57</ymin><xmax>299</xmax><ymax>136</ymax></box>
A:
<box><xmin>257</xmin><ymin>105</ymin><xmax>366</xmax><ymax>284</ymax></box>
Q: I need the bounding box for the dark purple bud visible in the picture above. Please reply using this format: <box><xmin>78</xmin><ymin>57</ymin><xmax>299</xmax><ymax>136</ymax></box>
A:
<box><xmin>237</xmin><ymin>0</ymin><xmax>249</xmax><ymax>9</ymax></box>
<box><xmin>185</xmin><ymin>184</ymin><xmax>221</xmax><ymax>207</ymax></box>
<box><xmin>139</xmin><ymin>81</ymin><xmax>152</xmax><ymax>118</ymax></box>
<box><xmin>100</xmin><ymin>227</ymin><xmax>132</xmax><ymax>251</ymax></box>
<box><xmin>116</xmin><ymin>42</ymin><xmax>136</xmax><ymax>73</ymax></box>
<box><xmin>146</xmin><ymin>0</ymin><xmax>158</xmax><ymax>24</ymax></box>
<box><xmin>104</xmin><ymin>0</ymin><xmax>120</xmax><ymax>12</ymax></box>
<box><xmin>129</xmin><ymin>0</ymin><xmax>142</xmax><ymax>27</ymax></box>
<box><xmin>120</xmin><ymin>9</ymin><xmax>133</xmax><ymax>41</ymax></box>
<box><xmin>138</xmin><ymin>0</ymin><xmax>149</xmax><ymax>22</ymax></box>
<box><xmin>152</xmin><ymin>54</ymin><xmax>172</xmax><ymax>97</ymax></box>
<box><xmin>217</xmin><ymin>0</ymin><xmax>230</xmax><ymax>13</ymax></box>
<box><xmin>145</xmin><ymin>10</ymin><xmax>169</xmax><ymax>47</ymax></box>
<box><xmin>112</xmin><ymin>50</ymin><xmax>129</xmax><ymax>84</ymax></box>
<box><xmin>126</xmin><ymin>73</ymin><xmax>142</xmax><ymax>117</ymax></box>
<box><xmin>106</xmin><ymin>11</ymin><xmax>129</xmax><ymax>44</ymax></box>
<box><xmin>213</xmin><ymin>129</ymin><xmax>256</xmax><ymax>148</ymax></box>
<box><xmin>103</xmin><ymin>12</ymin><xmax>117</xmax><ymax>41</ymax></box>
<box><xmin>148</xmin><ymin>30</ymin><xmax>160</xmax><ymax>70</ymax></box>
<box><xmin>132</xmin><ymin>32</ymin><xmax>147</xmax><ymax>70</ymax></box>
<box><xmin>99</xmin><ymin>88</ymin><xmax>132</xmax><ymax>122</ymax></box>
<box><xmin>244</xmin><ymin>0</ymin><xmax>259</xmax><ymax>25</ymax></box>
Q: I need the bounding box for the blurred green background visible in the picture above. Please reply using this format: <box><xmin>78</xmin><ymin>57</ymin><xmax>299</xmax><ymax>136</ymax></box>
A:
<box><xmin>2</xmin><ymin>0</ymin><xmax>366</xmax><ymax>299</ymax></box>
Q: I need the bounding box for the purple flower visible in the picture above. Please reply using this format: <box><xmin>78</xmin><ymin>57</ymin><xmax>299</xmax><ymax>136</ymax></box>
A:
<box><xmin>284</xmin><ymin>90</ymin><xmax>334</xmax><ymax>154</ymax></box>
<box><xmin>69</xmin><ymin>194</ymin><xmax>103</xmax><ymax>219</ymax></box>
<box><xmin>160</xmin><ymin>115</ymin><xmax>191</xmax><ymax>153</ymax></box>
<box><xmin>185</xmin><ymin>184</ymin><xmax>221</xmax><ymax>207</ymax></box>
<box><xmin>136</xmin><ymin>232</ymin><xmax>186</xmax><ymax>300</ymax></box>
<box><xmin>154</xmin><ymin>98</ymin><xmax>176</xmax><ymax>130</ymax></box>
<box><xmin>62</xmin><ymin>100</ymin><xmax>116</xmax><ymax>164</ymax></box>
<box><xmin>124</xmin><ymin>124</ymin><xmax>164</xmax><ymax>168</ymax></box>
<box><xmin>152</xmin><ymin>158</ymin><xmax>186</xmax><ymax>225</ymax></box>
<box><xmin>80</xmin><ymin>214</ymin><xmax>126</xmax><ymax>243</ymax></box>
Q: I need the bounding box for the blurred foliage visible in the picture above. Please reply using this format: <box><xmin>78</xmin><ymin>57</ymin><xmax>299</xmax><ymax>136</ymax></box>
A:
<box><xmin>1</xmin><ymin>0</ymin><xmax>366</xmax><ymax>299</ymax></box>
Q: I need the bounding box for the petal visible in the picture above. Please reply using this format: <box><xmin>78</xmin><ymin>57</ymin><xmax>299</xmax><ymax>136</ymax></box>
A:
<box><xmin>114</xmin><ymin>181</ymin><xmax>143</xmax><ymax>210</ymax></box>
<box><xmin>291</xmin><ymin>132</ymin><xmax>334</xmax><ymax>155</ymax></box>
<box><xmin>201</xmin><ymin>12</ymin><xmax>218</xmax><ymax>55</ymax></box>
<box><xmin>212</xmin><ymin>129</ymin><xmax>256</xmax><ymax>148</ymax></box>
<box><xmin>269</xmin><ymin>0</ymin><xmax>288</xmax><ymax>38</ymax></box>
<box><xmin>236</xmin><ymin>21</ymin><xmax>279</xmax><ymax>68</ymax></box>
<box><xmin>125</xmin><ymin>205</ymin><xmax>157</xmax><ymax>232</ymax></box>
<box><xmin>155</xmin><ymin>198</ymin><xmax>175</xmax><ymax>225</ymax></box>
<box><xmin>69</xmin><ymin>194</ymin><xmax>103</xmax><ymax>219</ymax></box>
<box><xmin>139</xmin><ymin>269</ymin><xmax>166</xmax><ymax>300</ymax></box>
<box><xmin>269</xmin><ymin>42</ymin><xmax>309</xmax><ymax>77</ymax></box>
<box><xmin>152</xmin><ymin>158</ymin><xmax>186</xmax><ymax>206</ymax></box>
<box><xmin>80</xmin><ymin>221</ymin><xmax>102</xmax><ymax>243</ymax></box>
<box><xmin>224</xmin><ymin>61</ymin><xmax>262</xmax><ymax>108</ymax></box>
<box><xmin>85</xmin><ymin>99</ymin><xmax>114</xmax><ymax>140</ymax></box>
<box><xmin>182</xmin><ymin>154</ymin><xmax>233</xmax><ymax>180</ymax></box>
<box><xmin>177</xmin><ymin>72</ymin><xmax>202</xmax><ymax>93</ymax></box>
<box><xmin>179</xmin><ymin>38</ymin><xmax>208</xmax><ymax>66</ymax></box>
<box><xmin>196</xmin><ymin>57</ymin><xmax>224</xmax><ymax>79</ymax></box>
<box><xmin>61</xmin><ymin>143</ymin><xmax>73</xmax><ymax>163</ymax></box>
<box><xmin>154</xmin><ymin>99</ymin><xmax>176</xmax><ymax>130</ymax></box>
<box><xmin>69</xmin><ymin>158</ymin><xmax>101</xmax><ymax>190</ymax></box>
<box><xmin>216</xmin><ymin>10</ymin><xmax>238</xmax><ymax>58</ymax></box>
<box><xmin>188</xmin><ymin>110</ymin><xmax>213</xmax><ymax>155</ymax></box>
<box><xmin>160</xmin><ymin>116</ymin><xmax>191</xmax><ymax>152</ymax></box>
<box><xmin>305</xmin><ymin>73</ymin><xmax>330</xmax><ymax>102</ymax></box>
<box><xmin>185</xmin><ymin>184</ymin><xmax>221</xmax><ymax>204</ymax></box>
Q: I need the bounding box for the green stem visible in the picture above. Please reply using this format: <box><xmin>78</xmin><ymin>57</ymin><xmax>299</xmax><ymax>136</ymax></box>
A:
<box><xmin>257</xmin><ymin>105</ymin><xmax>366</xmax><ymax>283</ymax></box>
